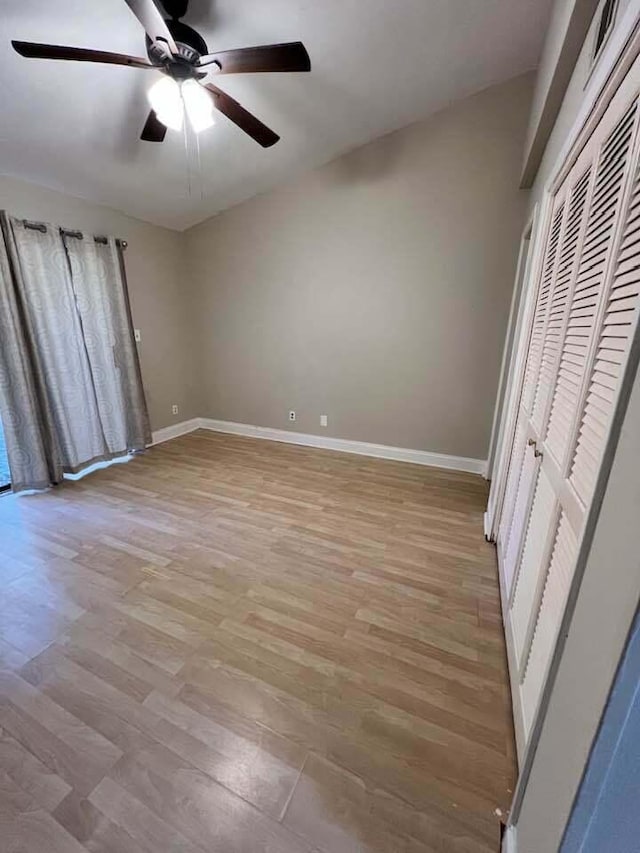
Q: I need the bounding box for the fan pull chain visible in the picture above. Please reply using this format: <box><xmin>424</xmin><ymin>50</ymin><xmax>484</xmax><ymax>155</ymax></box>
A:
<box><xmin>195</xmin><ymin>126</ymin><xmax>204</xmax><ymax>201</ymax></box>
<box><xmin>180</xmin><ymin>92</ymin><xmax>204</xmax><ymax>201</ymax></box>
<box><xmin>180</xmin><ymin>92</ymin><xmax>191</xmax><ymax>198</ymax></box>
<box><xmin>182</xmin><ymin>111</ymin><xmax>192</xmax><ymax>198</ymax></box>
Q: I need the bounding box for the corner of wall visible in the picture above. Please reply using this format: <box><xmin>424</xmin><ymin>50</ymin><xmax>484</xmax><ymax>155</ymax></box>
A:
<box><xmin>521</xmin><ymin>0</ymin><xmax>600</xmax><ymax>188</ymax></box>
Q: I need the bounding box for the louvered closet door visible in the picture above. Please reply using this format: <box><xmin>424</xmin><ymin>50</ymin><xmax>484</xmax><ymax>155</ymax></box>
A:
<box><xmin>509</xmin><ymin>159</ymin><xmax>595</xmax><ymax>673</ymax></box>
<box><xmin>497</xmin><ymin>201</ymin><xmax>567</xmax><ymax>596</ymax></box>
<box><xmin>498</xmin><ymin>59</ymin><xmax>640</xmax><ymax>747</ymax></box>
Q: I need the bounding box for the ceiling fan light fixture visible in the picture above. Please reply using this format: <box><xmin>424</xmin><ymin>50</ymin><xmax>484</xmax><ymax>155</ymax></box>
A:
<box><xmin>12</xmin><ymin>1</ymin><xmax>310</xmax><ymax>148</ymax></box>
<box><xmin>182</xmin><ymin>80</ymin><xmax>215</xmax><ymax>133</ymax></box>
<box><xmin>147</xmin><ymin>76</ymin><xmax>183</xmax><ymax>130</ymax></box>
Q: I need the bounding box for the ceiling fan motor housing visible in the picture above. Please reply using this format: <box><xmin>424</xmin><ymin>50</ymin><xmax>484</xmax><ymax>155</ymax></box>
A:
<box><xmin>146</xmin><ymin>18</ymin><xmax>207</xmax><ymax>77</ymax></box>
<box><xmin>161</xmin><ymin>0</ymin><xmax>190</xmax><ymax>20</ymax></box>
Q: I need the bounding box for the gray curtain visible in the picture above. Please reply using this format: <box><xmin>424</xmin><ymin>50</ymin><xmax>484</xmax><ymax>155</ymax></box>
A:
<box><xmin>0</xmin><ymin>212</ymin><xmax>151</xmax><ymax>492</ymax></box>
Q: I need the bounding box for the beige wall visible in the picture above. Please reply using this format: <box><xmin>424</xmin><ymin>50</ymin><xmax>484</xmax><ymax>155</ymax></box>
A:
<box><xmin>0</xmin><ymin>175</ymin><xmax>199</xmax><ymax>432</ymax></box>
<box><xmin>1</xmin><ymin>73</ymin><xmax>533</xmax><ymax>457</ymax></box>
<box><xmin>184</xmin><ymin>73</ymin><xmax>533</xmax><ymax>461</ymax></box>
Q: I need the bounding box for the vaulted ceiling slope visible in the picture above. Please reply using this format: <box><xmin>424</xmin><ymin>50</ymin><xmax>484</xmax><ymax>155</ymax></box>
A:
<box><xmin>2</xmin><ymin>0</ymin><xmax>552</xmax><ymax>230</ymax></box>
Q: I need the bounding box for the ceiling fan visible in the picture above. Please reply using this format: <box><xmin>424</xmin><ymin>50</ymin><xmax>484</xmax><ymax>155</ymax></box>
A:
<box><xmin>11</xmin><ymin>0</ymin><xmax>311</xmax><ymax>147</ymax></box>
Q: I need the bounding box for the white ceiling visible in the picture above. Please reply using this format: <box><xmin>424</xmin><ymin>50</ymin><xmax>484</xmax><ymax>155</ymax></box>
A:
<box><xmin>1</xmin><ymin>0</ymin><xmax>552</xmax><ymax>231</ymax></box>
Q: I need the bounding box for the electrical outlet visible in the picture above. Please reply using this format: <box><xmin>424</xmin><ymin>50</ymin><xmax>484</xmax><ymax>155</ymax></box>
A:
<box><xmin>288</xmin><ymin>410</ymin><xmax>296</xmax><ymax>422</ymax></box>
<box><xmin>134</xmin><ymin>329</ymin><xmax>141</xmax><ymax>343</ymax></box>
<box><xmin>320</xmin><ymin>414</ymin><xmax>328</xmax><ymax>427</ymax></box>
<box><xmin>172</xmin><ymin>405</ymin><xmax>179</xmax><ymax>415</ymax></box>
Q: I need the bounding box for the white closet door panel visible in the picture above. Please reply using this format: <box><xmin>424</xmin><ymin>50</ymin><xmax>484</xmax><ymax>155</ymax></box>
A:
<box><xmin>545</xmin><ymin>103</ymin><xmax>638</xmax><ymax>468</ymax></box>
<box><xmin>521</xmin><ymin>205</ymin><xmax>565</xmax><ymax>414</ymax></box>
<box><xmin>501</xmin><ymin>432</ymin><xmax>537</xmax><ymax>597</ymax></box>
<box><xmin>520</xmin><ymin>512</ymin><xmax>578</xmax><ymax>735</ymax></box>
<box><xmin>532</xmin><ymin>168</ymin><xmax>593</xmax><ymax>432</ymax></box>
<box><xmin>510</xmin><ymin>466</ymin><xmax>556</xmax><ymax>669</ymax></box>
<box><xmin>571</xmin><ymin>155</ymin><xmax>640</xmax><ymax>504</ymax></box>
<box><xmin>498</xmin><ymin>420</ymin><xmax>527</xmax><ymax>552</ymax></box>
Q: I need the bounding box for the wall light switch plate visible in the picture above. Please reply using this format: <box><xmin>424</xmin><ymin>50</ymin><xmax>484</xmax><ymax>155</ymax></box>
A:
<box><xmin>134</xmin><ymin>329</ymin><xmax>141</xmax><ymax>343</ymax></box>
<box><xmin>320</xmin><ymin>415</ymin><xmax>328</xmax><ymax>427</ymax></box>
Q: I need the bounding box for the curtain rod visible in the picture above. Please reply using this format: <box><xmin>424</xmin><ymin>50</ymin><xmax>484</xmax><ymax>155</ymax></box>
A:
<box><xmin>21</xmin><ymin>219</ymin><xmax>128</xmax><ymax>249</ymax></box>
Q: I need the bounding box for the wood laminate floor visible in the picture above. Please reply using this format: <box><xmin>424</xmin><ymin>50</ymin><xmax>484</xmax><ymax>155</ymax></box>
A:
<box><xmin>0</xmin><ymin>430</ymin><xmax>515</xmax><ymax>853</ymax></box>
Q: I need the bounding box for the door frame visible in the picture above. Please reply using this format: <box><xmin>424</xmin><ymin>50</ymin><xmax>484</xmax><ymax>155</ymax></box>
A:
<box><xmin>0</xmin><ymin>417</ymin><xmax>10</xmax><ymax>493</ymax></box>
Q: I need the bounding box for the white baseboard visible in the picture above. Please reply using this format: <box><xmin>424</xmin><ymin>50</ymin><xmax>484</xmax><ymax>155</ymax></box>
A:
<box><xmin>150</xmin><ymin>416</ymin><xmax>487</xmax><ymax>475</ymax></box>
<box><xmin>484</xmin><ymin>511</ymin><xmax>495</xmax><ymax>541</ymax></box>
<box><xmin>197</xmin><ymin>418</ymin><xmax>487</xmax><ymax>475</ymax></box>
<box><xmin>150</xmin><ymin>418</ymin><xmax>201</xmax><ymax>446</ymax></box>
<box><xmin>502</xmin><ymin>825</ymin><xmax>517</xmax><ymax>853</ymax></box>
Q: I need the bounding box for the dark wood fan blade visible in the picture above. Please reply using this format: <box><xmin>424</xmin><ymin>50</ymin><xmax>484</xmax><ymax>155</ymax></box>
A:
<box><xmin>198</xmin><ymin>41</ymin><xmax>311</xmax><ymax>73</ymax></box>
<box><xmin>12</xmin><ymin>41</ymin><xmax>154</xmax><ymax>68</ymax></box>
<box><xmin>141</xmin><ymin>110</ymin><xmax>167</xmax><ymax>142</ymax></box>
<box><xmin>123</xmin><ymin>0</ymin><xmax>177</xmax><ymax>56</ymax></box>
<box><xmin>205</xmin><ymin>83</ymin><xmax>279</xmax><ymax>147</ymax></box>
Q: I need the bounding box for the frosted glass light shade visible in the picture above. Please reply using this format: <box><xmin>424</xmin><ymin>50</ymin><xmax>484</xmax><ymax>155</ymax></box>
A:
<box><xmin>182</xmin><ymin>80</ymin><xmax>215</xmax><ymax>133</ymax></box>
<box><xmin>147</xmin><ymin>77</ymin><xmax>183</xmax><ymax>131</ymax></box>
